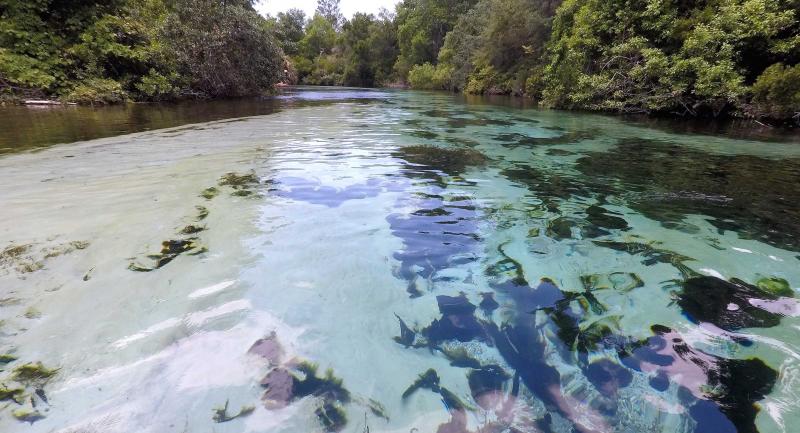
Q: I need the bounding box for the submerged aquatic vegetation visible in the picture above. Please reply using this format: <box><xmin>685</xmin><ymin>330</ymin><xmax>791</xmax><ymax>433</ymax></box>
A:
<box><xmin>492</xmin><ymin>130</ymin><xmax>597</xmax><ymax>148</ymax></box>
<box><xmin>620</xmin><ymin>325</ymin><xmax>777</xmax><ymax>433</ymax></box>
<box><xmin>0</xmin><ymin>385</ymin><xmax>24</xmax><ymax>403</ymax></box>
<box><xmin>0</xmin><ymin>353</ymin><xmax>18</xmax><ymax>364</ymax></box>
<box><xmin>212</xmin><ymin>400</ymin><xmax>254</xmax><ymax>423</ymax></box>
<box><xmin>467</xmin><ymin>365</ymin><xmax>510</xmax><ymax>410</ymax></box>
<box><xmin>577</xmin><ymin>138</ymin><xmax>800</xmax><ymax>252</ymax></box>
<box><xmin>315</xmin><ymin>401</ymin><xmax>347</xmax><ymax>432</ymax></box>
<box><xmin>12</xmin><ymin>408</ymin><xmax>45</xmax><ymax>424</ymax></box>
<box><xmin>580</xmin><ymin>273</ymin><xmax>644</xmax><ymax>293</ymax></box>
<box><xmin>292</xmin><ymin>362</ymin><xmax>351</xmax><ymax>403</ymax></box>
<box><xmin>678</xmin><ymin>276</ymin><xmax>794</xmax><ymax>331</ymax></box>
<box><xmin>179</xmin><ymin>225</ymin><xmax>206</xmax><ymax>235</ymax></box>
<box><xmin>11</xmin><ymin>362</ymin><xmax>58</xmax><ymax>384</ymax></box>
<box><xmin>128</xmin><ymin>238</ymin><xmax>205</xmax><ymax>272</ymax></box>
<box><xmin>0</xmin><ymin>240</ymin><xmax>90</xmax><ymax>275</ymax></box>
<box><xmin>195</xmin><ymin>205</ymin><xmax>209</xmax><ymax>220</ymax></box>
<box><xmin>200</xmin><ymin>187</ymin><xmax>220</xmax><ymax>200</ymax></box>
<box><xmin>395</xmin><ymin>145</ymin><xmax>487</xmax><ymax>176</ymax></box>
<box><xmin>593</xmin><ymin>240</ymin><xmax>695</xmax><ymax>276</ymax></box>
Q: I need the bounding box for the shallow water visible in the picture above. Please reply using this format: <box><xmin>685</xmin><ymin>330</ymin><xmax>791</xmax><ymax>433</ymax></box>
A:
<box><xmin>1</xmin><ymin>87</ymin><xmax>800</xmax><ymax>433</ymax></box>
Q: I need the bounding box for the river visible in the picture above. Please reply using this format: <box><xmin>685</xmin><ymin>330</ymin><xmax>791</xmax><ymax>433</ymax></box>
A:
<box><xmin>1</xmin><ymin>87</ymin><xmax>799</xmax><ymax>433</ymax></box>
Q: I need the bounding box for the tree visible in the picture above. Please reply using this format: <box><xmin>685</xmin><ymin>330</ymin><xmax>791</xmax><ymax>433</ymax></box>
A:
<box><xmin>316</xmin><ymin>0</ymin><xmax>344</xmax><ymax>30</ymax></box>
<box><xmin>161</xmin><ymin>0</ymin><xmax>283</xmax><ymax>97</ymax></box>
<box><xmin>275</xmin><ymin>8</ymin><xmax>306</xmax><ymax>56</ymax></box>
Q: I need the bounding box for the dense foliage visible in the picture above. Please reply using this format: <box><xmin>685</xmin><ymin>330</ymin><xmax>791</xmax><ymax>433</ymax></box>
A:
<box><xmin>2</xmin><ymin>0</ymin><xmax>797</xmax><ymax>120</ymax></box>
<box><xmin>0</xmin><ymin>0</ymin><xmax>284</xmax><ymax>103</ymax></box>
<box><xmin>273</xmin><ymin>0</ymin><xmax>798</xmax><ymax>121</ymax></box>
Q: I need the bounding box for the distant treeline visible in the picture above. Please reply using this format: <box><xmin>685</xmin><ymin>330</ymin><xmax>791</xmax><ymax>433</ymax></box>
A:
<box><xmin>279</xmin><ymin>0</ymin><xmax>799</xmax><ymax>121</ymax></box>
<box><xmin>2</xmin><ymin>0</ymin><xmax>798</xmax><ymax>121</ymax></box>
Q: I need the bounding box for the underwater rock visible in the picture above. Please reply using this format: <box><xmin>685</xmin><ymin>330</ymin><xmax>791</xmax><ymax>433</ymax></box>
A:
<box><xmin>678</xmin><ymin>276</ymin><xmax>789</xmax><ymax>330</ymax></box>
<box><xmin>248</xmin><ymin>332</ymin><xmax>283</xmax><ymax>366</ymax></box>
<box><xmin>261</xmin><ymin>368</ymin><xmax>294</xmax><ymax>409</ymax></box>
<box><xmin>212</xmin><ymin>400</ymin><xmax>254</xmax><ymax>423</ymax></box>
<box><xmin>467</xmin><ymin>365</ymin><xmax>510</xmax><ymax>410</ymax></box>
<box><xmin>620</xmin><ymin>325</ymin><xmax>777</xmax><ymax>433</ymax></box>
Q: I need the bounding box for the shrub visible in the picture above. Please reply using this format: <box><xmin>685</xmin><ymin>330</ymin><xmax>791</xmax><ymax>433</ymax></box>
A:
<box><xmin>751</xmin><ymin>63</ymin><xmax>800</xmax><ymax>120</ymax></box>
<box><xmin>64</xmin><ymin>78</ymin><xmax>128</xmax><ymax>104</ymax></box>
<box><xmin>407</xmin><ymin>63</ymin><xmax>448</xmax><ymax>90</ymax></box>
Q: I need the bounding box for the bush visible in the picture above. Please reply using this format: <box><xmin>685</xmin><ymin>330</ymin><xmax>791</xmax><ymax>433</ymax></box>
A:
<box><xmin>64</xmin><ymin>78</ymin><xmax>129</xmax><ymax>104</ymax></box>
<box><xmin>751</xmin><ymin>63</ymin><xmax>800</xmax><ymax>120</ymax></box>
<box><xmin>407</xmin><ymin>63</ymin><xmax>448</xmax><ymax>90</ymax></box>
<box><xmin>135</xmin><ymin>69</ymin><xmax>179</xmax><ymax>101</ymax></box>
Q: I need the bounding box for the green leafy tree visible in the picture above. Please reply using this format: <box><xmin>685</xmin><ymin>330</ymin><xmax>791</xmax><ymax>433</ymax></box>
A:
<box><xmin>316</xmin><ymin>0</ymin><xmax>344</xmax><ymax>30</ymax></box>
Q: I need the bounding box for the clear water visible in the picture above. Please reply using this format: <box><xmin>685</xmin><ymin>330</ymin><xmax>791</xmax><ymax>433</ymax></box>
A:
<box><xmin>1</xmin><ymin>87</ymin><xmax>800</xmax><ymax>433</ymax></box>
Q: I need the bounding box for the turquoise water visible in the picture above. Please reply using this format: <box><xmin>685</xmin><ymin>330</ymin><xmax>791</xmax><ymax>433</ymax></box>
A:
<box><xmin>1</xmin><ymin>88</ymin><xmax>799</xmax><ymax>433</ymax></box>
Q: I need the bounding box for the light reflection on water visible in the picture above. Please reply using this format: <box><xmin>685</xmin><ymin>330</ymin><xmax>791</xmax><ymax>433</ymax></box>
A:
<box><xmin>1</xmin><ymin>88</ymin><xmax>800</xmax><ymax>433</ymax></box>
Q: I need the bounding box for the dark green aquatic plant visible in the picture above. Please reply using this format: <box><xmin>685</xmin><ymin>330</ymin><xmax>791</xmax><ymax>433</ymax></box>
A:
<box><xmin>292</xmin><ymin>362</ymin><xmax>351</xmax><ymax>403</ymax></box>
<box><xmin>577</xmin><ymin>139</ymin><xmax>800</xmax><ymax>252</ymax></box>
<box><xmin>128</xmin><ymin>238</ymin><xmax>205</xmax><ymax>272</ymax></box>
<box><xmin>195</xmin><ymin>206</ymin><xmax>209</xmax><ymax>221</ymax></box>
<box><xmin>0</xmin><ymin>353</ymin><xmax>18</xmax><ymax>364</ymax></box>
<box><xmin>179</xmin><ymin>225</ymin><xmax>205</xmax><ymax>235</ymax></box>
<box><xmin>467</xmin><ymin>365</ymin><xmax>510</xmax><ymax>410</ymax></box>
<box><xmin>580</xmin><ymin>273</ymin><xmax>644</xmax><ymax>293</ymax></box>
<box><xmin>755</xmin><ymin>277</ymin><xmax>794</xmax><ymax>298</ymax></box>
<box><xmin>315</xmin><ymin>401</ymin><xmax>347</xmax><ymax>432</ymax></box>
<box><xmin>395</xmin><ymin>145</ymin><xmax>487</xmax><ymax>176</ymax></box>
<box><xmin>12</xmin><ymin>408</ymin><xmax>45</xmax><ymax>424</ymax></box>
<box><xmin>0</xmin><ymin>385</ymin><xmax>25</xmax><ymax>403</ymax></box>
<box><xmin>12</xmin><ymin>362</ymin><xmax>58</xmax><ymax>384</ymax></box>
<box><xmin>200</xmin><ymin>187</ymin><xmax>220</xmax><ymax>200</ymax></box>
<box><xmin>678</xmin><ymin>276</ymin><xmax>793</xmax><ymax>331</ymax></box>
<box><xmin>593</xmin><ymin>240</ymin><xmax>695</xmax><ymax>277</ymax></box>
<box><xmin>410</xmin><ymin>130</ymin><xmax>439</xmax><ymax>140</ymax></box>
<box><xmin>212</xmin><ymin>400</ymin><xmax>254</xmax><ymax>423</ymax></box>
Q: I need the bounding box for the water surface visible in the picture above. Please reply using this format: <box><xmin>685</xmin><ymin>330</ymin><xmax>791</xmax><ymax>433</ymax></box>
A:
<box><xmin>1</xmin><ymin>87</ymin><xmax>800</xmax><ymax>433</ymax></box>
